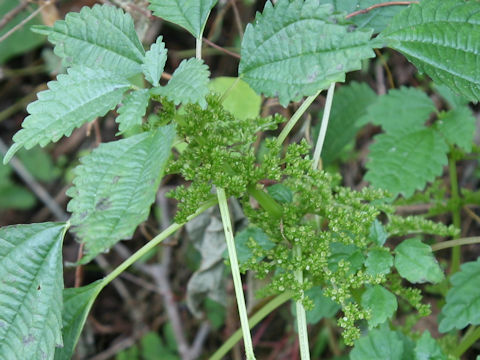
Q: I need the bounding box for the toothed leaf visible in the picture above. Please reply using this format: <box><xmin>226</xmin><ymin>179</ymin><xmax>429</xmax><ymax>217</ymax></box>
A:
<box><xmin>0</xmin><ymin>222</ymin><xmax>67</xmax><ymax>360</ymax></box>
<box><xmin>142</xmin><ymin>36</ymin><xmax>168</xmax><ymax>87</ymax></box>
<box><xmin>239</xmin><ymin>0</ymin><xmax>376</xmax><ymax>106</ymax></box>
<box><xmin>379</xmin><ymin>0</ymin><xmax>480</xmax><ymax>102</ymax></box>
<box><xmin>394</xmin><ymin>238</ymin><xmax>444</xmax><ymax>284</ymax></box>
<box><xmin>435</xmin><ymin>107</ymin><xmax>476</xmax><ymax>153</ymax></box>
<box><xmin>414</xmin><ymin>331</ymin><xmax>447</xmax><ymax>360</ymax></box>
<box><xmin>35</xmin><ymin>4</ymin><xmax>144</xmax><ymax>78</ymax></box>
<box><xmin>67</xmin><ymin>125</ymin><xmax>175</xmax><ymax>263</ymax></box>
<box><xmin>439</xmin><ymin>257</ymin><xmax>480</xmax><ymax>332</ymax></box>
<box><xmin>361</xmin><ymin>285</ymin><xmax>398</xmax><ymax>328</ymax></box>
<box><xmin>147</xmin><ymin>0</ymin><xmax>217</xmax><ymax>38</ymax></box>
<box><xmin>365</xmin><ymin>248</ymin><xmax>393</xmax><ymax>276</ymax></box>
<box><xmin>151</xmin><ymin>58</ymin><xmax>210</xmax><ymax>108</ymax></box>
<box><xmin>350</xmin><ymin>327</ymin><xmax>404</xmax><ymax>360</ymax></box>
<box><xmin>116</xmin><ymin>89</ymin><xmax>150</xmax><ymax>134</ymax></box>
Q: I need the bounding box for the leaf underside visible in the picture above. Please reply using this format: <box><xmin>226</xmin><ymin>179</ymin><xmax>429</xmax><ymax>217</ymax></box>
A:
<box><xmin>4</xmin><ymin>66</ymin><xmax>130</xmax><ymax>163</ymax></box>
<box><xmin>142</xmin><ymin>36</ymin><xmax>168</xmax><ymax>87</ymax></box>
<box><xmin>439</xmin><ymin>257</ymin><xmax>480</xmax><ymax>332</ymax></box>
<box><xmin>239</xmin><ymin>0</ymin><xmax>376</xmax><ymax>106</ymax></box>
<box><xmin>37</xmin><ymin>4</ymin><xmax>145</xmax><ymax>78</ymax></box>
<box><xmin>0</xmin><ymin>223</ymin><xmax>67</xmax><ymax>360</ymax></box>
<box><xmin>67</xmin><ymin>125</ymin><xmax>175</xmax><ymax>263</ymax></box>
<box><xmin>380</xmin><ymin>0</ymin><xmax>480</xmax><ymax>102</ymax></box>
<box><xmin>148</xmin><ymin>0</ymin><xmax>217</xmax><ymax>38</ymax></box>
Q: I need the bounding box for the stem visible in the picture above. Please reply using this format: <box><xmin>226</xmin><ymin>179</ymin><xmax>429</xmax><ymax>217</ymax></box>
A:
<box><xmin>247</xmin><ymin>184</ymin><xmax>283</xmax><ymax>219</ymax></box>
<box><xmin>312</xmin><ymin>83</ymin><xmax>335</xmax><ymax>170</ymax></box>
<box><xmin>196</xmin><ymin>37</ymin><xmax>202</xmax><ymax>60</ymax></box>
<box><xmin>294</xmin><ymin>245</ymin><xmax>311</xmax><ymax>360</ymax></box>
<box><xmin>454</xmin><ymin>326</ymin><xmax>480</xmax><ymax>357</ymax></box>
<box><xmin>217</xmin><ymin>187</ymin><xmax>256</xmax><ymax>360</ymax></box>
<box><xmin>209</xmin><ymin>292</ymin><xmax>292</xmax><ymax>360</ymax></box>
<box><xmin>431</xmin><ymin>237</ymin><xmax>480</xmax><ymax>252</ymax></box>
<box><xmin>276</xmin><ymin>91</ymin><xmax>322</xmax><ymax>146</ymax></box>
<box><xmin>345</xmin><ymin>1</ymin><xmax>418</xmax><ymax>19</ymax></box>
<box><xmin>101</xmin><ymin>198</ymin><xmax>217</xmax><ymax>287</ymax></box>
<box><xmin>448</xmin><ymin>153</ymin><xmax>461</xmax><ymax>274</ymax></box>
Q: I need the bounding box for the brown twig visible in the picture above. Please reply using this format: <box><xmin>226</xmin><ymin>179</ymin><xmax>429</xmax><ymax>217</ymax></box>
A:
<box><xmin>74</xmin><ymin>243</ymin><xmax>85</xmax><ymax>288</ymax></box>
<box><xmin>374</xmin><ymin>49</ymin><xmax>395</xmax><ymax>90</ymax></box>
<box><xmin>0</xmin><ymin>1</ymin><xmax>51</xmax><ymax>43</ymax></box>
<box><xmin>0</xmin><ymin>0</ymin><xmax>29</xmax><ymax>32</ymax></box>
<box><xmin>346</xmin><ymin>1</ymin><xmax>418</xmax><ymax>19</ymax></box>
<box><xmin>230</xmin><ymin>0</ymin><xmax>244</xmax><ymax>37</ymax></box>
<box><xmin>202</xmin><ymin>37</ymin><xmax>241</xmax><ymax>59</ymax></box>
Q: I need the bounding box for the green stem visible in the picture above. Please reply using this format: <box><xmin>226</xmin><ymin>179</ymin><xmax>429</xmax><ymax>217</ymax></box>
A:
<box><xmin>217</xmin><ymin>187</ymin><xmax>256</xmax><ymax>360</ymax></box>
<box><xmin>448</xmin><ymin>153</ymin><xmax>461</xmax><ymax>274</ymax></box>
<box><xmin>312</xmin><ymin>83</ymin><xmax>335</xmax><ymax>170</ymax></box>
<box><xmin>294</xmin><ymin>245</ymin><xmax>311</xmax><ymax>360</ymax></box>
<box><xmin>276</xmin><ymin>90</ymin><xmax>322</xmax><ymax>146</ymax></box>
<box><xmin>100</xmin><ymin>198</ymin><xmax>217</xmax><ymax>288</ymax></box>
<box><xmin>247</xmin><ymin>184</ymin><xmax>283</xmax><ymax>219</ymax></box>
<box><xmin>453</xmin><ymin>326</ymin><xmax>480</xmax><ymax>357</ymax></box>
<box><xmin>431</xmin><ymin>237</ymin><xmax>480</xmax><ymax>252</ymax></box>
<box><xmin>209</xmin><ymin>292</ymin><xmax>292</xmax><ymax>360</ymax></box>
<box><xmin>196</xmin><ymin>37</ymin><xmax>202</xmax><ymax>60</ymax></box>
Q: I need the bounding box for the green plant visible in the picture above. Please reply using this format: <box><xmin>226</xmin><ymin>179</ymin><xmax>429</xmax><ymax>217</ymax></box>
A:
<box><xmin>1</xmin><ymin>0</ymin><xmax>480</xmax><ymax>359</ymax></box>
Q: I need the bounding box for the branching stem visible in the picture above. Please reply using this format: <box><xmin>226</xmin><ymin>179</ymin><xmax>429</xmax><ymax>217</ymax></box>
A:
<box><xmin>217</xmin><ymin>187</ymin><xmax>256</xmax><ymax>360</ymax></box>
<box><xmin>346</xmin><ymin>1</ymin><xmax>418</xmax><ymax>19</ymax></box>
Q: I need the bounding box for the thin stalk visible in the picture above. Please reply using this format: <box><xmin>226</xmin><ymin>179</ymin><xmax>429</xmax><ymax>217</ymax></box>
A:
<box><xmin>312</xmin><ymin>83</ymin><xmax>336</xmax><ymax>169</ymax></box>
<box><xmin>453</xmin><ymin>326</ymin><xmax>480</xmax><ymax>357</ymax></box>
<box><xmin>196</xmin><ymin>37</ymin><xmax>202</xmax><ymax>60</ymax></box>
<box><xmin>448</xmin><ymin>153</ymin><xmax>461</xmax><ymax>274</ymax></box>
<box><xmin>431</xmin><ymin>237</ymin><xmax>480</xmax><ymax>252</ymax></box>
<box><xmin>276</xmin><ymin>90</ymin><xmax>322</xmax><ymax>146</ymax></box>
<box><xmin>209</xmin><ymin>292</ymin><xmax>292</xmax><ymax>360</ymax></box>
<box><xmin>217</xmin><ymin>187</ymin><xmax>256</xmax><ymax>360</ymax></box>
<box><xmin>101</xmin><ymin>198</ymin><xmax>217</xmax><ymax>288</ymax></box>
<box><xmin>294</xmin><ymin>245</ymin><xmax>310</xmax><ymax>360</ymax></box>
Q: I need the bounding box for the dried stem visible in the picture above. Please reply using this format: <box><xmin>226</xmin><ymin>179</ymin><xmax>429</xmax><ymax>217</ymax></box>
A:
<box><xmin>0</xmin><ymin>0</ymin><xmax>29</xmax><ymax>32</ymax></box>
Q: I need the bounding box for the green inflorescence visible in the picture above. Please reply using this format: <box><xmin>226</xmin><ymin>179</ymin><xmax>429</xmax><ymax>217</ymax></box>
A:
<box><xmin>166</xmin><ymin>94</ymin><xmax>457</xmax><ymax>345</ymax></box>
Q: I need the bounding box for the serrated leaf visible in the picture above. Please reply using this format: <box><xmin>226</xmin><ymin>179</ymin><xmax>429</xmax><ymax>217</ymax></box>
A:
<box><xmin>0</xmin><ymin>222</ymin><xmax>67</xmax><ymax>360</ymax></box>
<box><xmin>235</xmin><ymin>227</ymin><xmax>275</xmax><ymax>267</ymax></box>
<box><xmin>36</xmin><ymin>4</ymin><xmax>145</xmax><ymax>78</ymax></box>
<box><xmin>116</xmin><ymin>89</ymin><xmax>150</xmax><ymax>135</ymax></box>
<box><xmin>379</xmin><ymin>0</ymin><xmax>480</xmax><ymax>102</ymax></box>
<box><xmin>318</xmin><ymin>82</ymin><xmax>377</xmax><ymax>165</ymax></box>
<box><xmin>365</xmin><ymin>127</ymin><xmax>448</xmax><ymax>198</ymax></box>
<box><xmin>291</xmin><ymin>286</ymin><xmax>340</xmax><ymax>324</ymax></box>
<box><xmin>414</xmin><ymin>331</ymin><xmax>447</xmax><ymax>360</ymax></box>
<box><xmin>148</xmin><ymin>0</ymin><xmax>217</xmax><ymax>38</ymax></box>
<box><xmin>350</xmin><ymin>327</ymin><xmax>404</xmax><ymax>360</ymax></box>
<box><xmin>328</xmin><ymin>242</ymin><xmax>364</xmax><ymax>273</ymax></box>
<box><xmin>54</xmin><ymin>280</ymin><xmax>103</xmax><ymax>360</ymax></box>
<box><xmin>67</xmin><ymin>125</ymin><xmax>175</xmax><ymax>263</ymax></box>
<box><xmin>142</xmin><ymin>36</ymin><xmax>168</xmax><ymax>87</ymax></box>
<box><xmin>267</xmin><ymin>184</ymin><xmax>293</xmax><ymax>203</ymax></box>
<box><xmin>439</xmin><ymin>257</ymin><xmax>480</xmax><ymax>333</ymax></box>
<box><xmin>365</xmin><ymin>248</ymin><xmax>393</xmax><ymax>276</ymax></box>
<box><xmin>151</xmin><ymin>58</ymin><xmax>210</xmax><ymax>108</ymax></box>
<box><xmin>369</xmin><ymin>219</ymin><xmax>388</xmax><ymax>246</ymax></box>
<box><xmin>208</xmin><ymin>77</ymin><xmax>262</xmax><ymax>120</ymax></box>
<box><xmin>361</xmin><ymin>285</ymin><xmax>397</xmax><ymax>328</ymax></box>
<box><xmin>360</xmin><ymin>87</ymin><xmax>436</xmax><ymax>133</ymax></box>
<box><xmin>434</xmin><ymin>83</ymin><xmax>470</xmax><ymax>109</ymax></box>
<box><xmin>435</xmin><ymin>107</ymin><xmax>475</xmax><ymax>153</ymax></box>
<box><xmin>4</xmin><ymin>66</ymin><xmax>130</xmax><ymax>163</ymax></box>
<box><xmin>394</xmin><ymin>238</ymin><xmax>444</xmax><ymax>284</ymax></box>
<box><xmin>239</xmin><ymin>0</ymin><xmax>376</xmax><ymax>106</ymax></box>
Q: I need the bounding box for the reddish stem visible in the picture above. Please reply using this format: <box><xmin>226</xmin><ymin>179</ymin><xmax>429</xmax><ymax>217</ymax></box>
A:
<box><xmin>346</xmin><ymin>1</ymin><xmax>418</xmax><ymax>19</ymax></box>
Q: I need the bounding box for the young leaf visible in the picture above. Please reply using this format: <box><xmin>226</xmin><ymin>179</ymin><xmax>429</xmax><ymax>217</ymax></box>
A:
<box><xmin>34</xmin><ymin>4</ymin><xmax>145</xmax><ymax>78</ymax></box>
<box><xmin>359</xmin><ymin>87</ymin><xmax>436</xmax><ymax>133</ymax></box>
<box><xmin>379</xmin><ymin>0</ymin><xmax>480</xmax><ymax>102</ymax></box>
<box><xmin>394</xmin><ymin>238</ymin><xmax>444</xmax><ymax>284</ymax></box>
<box><xmin>4</xmin><ymin>66</ymin><xmax>130</xmax><ymax>163</ymax></box>
<box><xmin>365</xmin><ymin>248</ymin><xmax>393</xmax><ymax>276</ymax></box>
<box><xmin>361</xmin><ymin>285</ymin><xmax>397</xmax><ymax>328</ymax></box>
<box><xmin>0</xmin><ymin>222</ymin><xmax>67</xmax><ymax>360</ymax></box>
<box><xmin>318</xmin><ymin>82</ymin><xmax>377</xmax><ymax>165</ymax></box>
<box><xmin>439</xmin><ymin>257</ymin><xmax>480</xmax><ymax>333</ymax></box>
<box><xmin>147</xmin><ymin>0</ymin><xmax>217</xmax><ymax>38</ymax></box>
<box><xmin>414</xmin><ymin>331</ymin><xmax>447</xmax><ymax>360</ymax></box>
<box><xmin>365</xmin><ymin>127</ymin><xmax>448</xmax><ymax>198</ymax></box>
<box><xmin>239</xmin><ymin>0</ymin><xmax>376</xmax><ymax>106</ymax></box>
<box><xmin>435</xmin><ymin>107</ymin><xmax>476</xmax><ymax>153</ymax></box>
<box><xmin>54</xmin><ymin>281</ymin><xmax>103</xmax><ymax>360</ymax></box>
<box><xmin>350</xmin><ymin>327</ymin><xmax>404</xmax><ymax>360</ymax></box>
<box><xmin>368</xmin><ymin>219</ymin><xmax>388</xmax><ymax>246</ymax></box>
<box><xmin>142</xmin><ymin>36</ymin><xmax>168</xmax><ymax>87</ymax></box>
<box><xmin>67</xmin><ymin>125</ymin><xmax>175</xmax><ymax>263</ymax></box>
<box><xmin>116</xmin><ymin>89</ymin><xmax>150</xmax><ymax>135</ymax></box>
<box><xmin>235</xmin><ymin>227</ymin><xmax>275</xmax><ymax>267</ymax></box>
<box><xmin>151</xmin><ymin>58</ymin><xmax>210</xmax><ymax>108</ymax></box>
